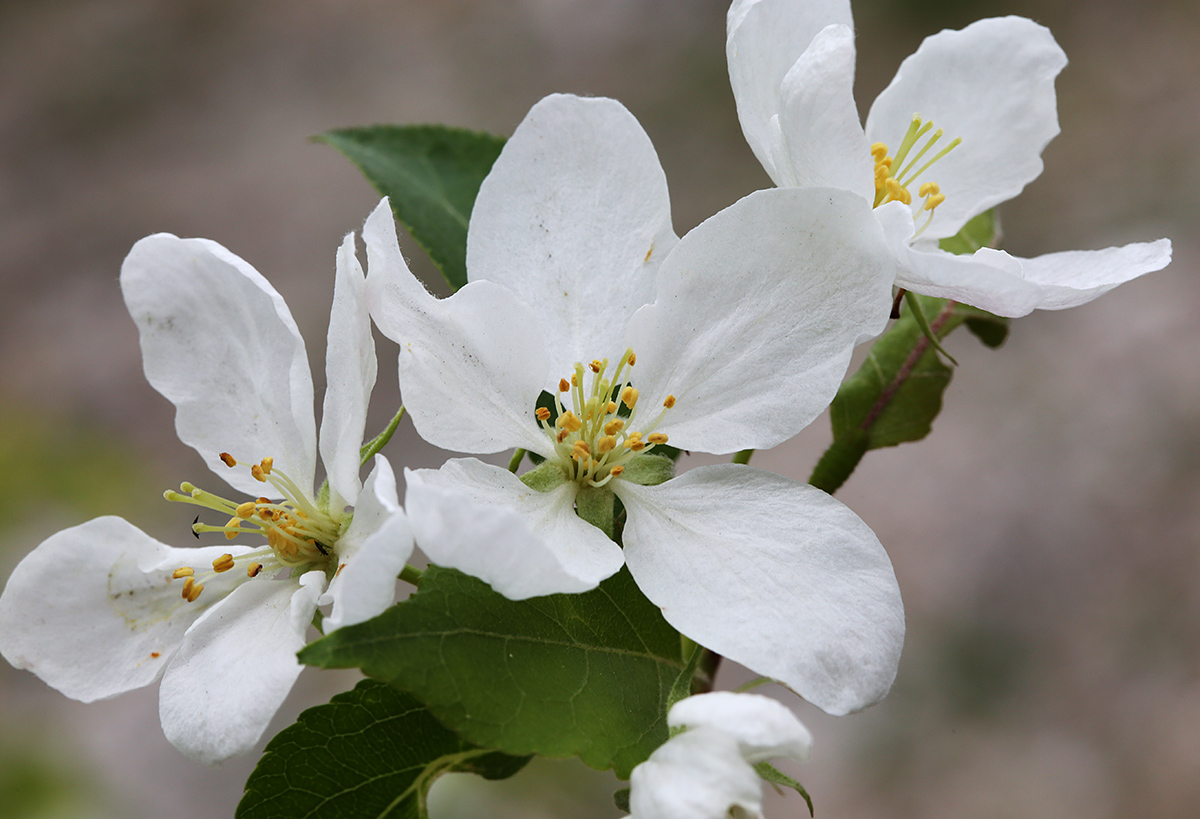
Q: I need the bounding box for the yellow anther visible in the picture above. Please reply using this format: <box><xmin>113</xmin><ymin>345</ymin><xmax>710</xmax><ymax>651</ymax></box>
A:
<box><xmin>181</xmin><ymin>577</ymin><xmax>195</xmax><ymax>600</ymax></box>
<box><xmin>557</xmin><ymin>429</ymin><xmax>570</xmax><ymax>443</ymax></box>
<box><xmin>556</xmin><ymin>411</ymin><xmax>582</xmax><ymax>432</ymax></box>
<box><xmin>235</xmin><ymin>501</ymin><xmax>256</xmax><ymax>519</ymax></box>
<box><xmin>186</xmin><ymin>582</ymin><xmax>204</xmax><ymax>603</ymax></box>
<box><xmin>247</xmin><ymin>562</ymin><xmax>262</xmax><ymax>578</ymax></box>
<box><xmin>918</xmin><ymin>181</ymin><xmax>940</xmax><ymax>197</ymax></box>
<box><xmin>871</xmin><ymin>142</ymin><xmax>889</xmax><ymax>161</ymax></box>
<box><xmin>572</xmin><ymin>440</ymin><xmax>591</xmax><ymax>456</ymax></box>
<box><xmin>172</xmin><ymin>567</ymin><xmax>194</xmax><ymax>579</ymax></box>
<box><xmin>604</xmin><ymin>419</ymin><xmax>625</xmax><ymax>435</ymax></box>
<box><xmin>663</xmin><ymin>395</ymin><xmax>676</xmax><ymax>408</ymax></box>
<box><xmin>219</xmin><ymin>452</ymin><xmax>237</xmax><ymax>468</ymax></box>
<box><xmin>626</xmin><ymin>440</ymin><xmax>646</xmax><ymax>451</ymax></box>
<box><xmin>924</xmin><ymin>192</ymin><xmax>946</xmax><ymax>211</ymax></box>
<box><xmin>535</xmin><ymin>407</ymin><xmax>551</xmax><ymax>422</ymax></box>
<box><xmin>609</xmin><ymin>465</ymin><xmax>625</xmax><ymax>477</ymax></box>
<box><xmin>570</xmin><ymin>373</ymin><xmax>579</xmax><ymax>387</ymax></box>
<box><xmin>606</xmin><ymin>401</ymin><xmax>618</xmax><ymax>414</ymax></box>
<box><xmin>558</xmin><ymin>378</ymin><xmax>570</xmax><ymax>392</ymax></box>
<box><xmin>647</xmin><ymin>433</ymin><xmax>669</xmax><ymax>445</ymax></box>
<box><xmin>621</xmin><ymin>386</ymin><xmax>639</xmax><ymax>408</ymax></box>
<box><xmin>627</xmin><ymin>352</ymin><xmax>637</xmax><ymax>366</ymax></box>
<box><xmin>224</xmin><ymin>517</ymin><xmax>242</xmax><ymax>540</ymax></box>
<box><xmin>212</xmin><ymin>553</ymin><xmax>235</xmax><ymax>573</ymax></box>
<box><xmin>589</xmin><ymin>360</ymin><xmax>602</xmax><ymax>373</ymax></box>
<box><xmin>250</xmin><ymin>464</ymin><xmax>267</xmax><ymax>482</ymax></box>
<box><xmin>597</xmin><ymin>435</ymin><xmax>617</xmax><ymax>454</ymax></box>
<box><xmin>259</xmin><ymin>457</ymin><xmax>273</xmax><ymax>474</ymax></box>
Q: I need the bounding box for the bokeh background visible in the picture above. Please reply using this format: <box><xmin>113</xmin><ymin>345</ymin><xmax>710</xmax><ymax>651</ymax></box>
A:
<box><xmin>1</xmin><ymin>0</ymin><xmax>1196</xmax><ymax>816</ymax></box>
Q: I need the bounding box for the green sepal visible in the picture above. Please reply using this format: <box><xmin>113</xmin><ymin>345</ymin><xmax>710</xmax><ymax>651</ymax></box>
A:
<box><xmin>300</xmin><ymin>565</ymin><xmax>684</xmax><ymax>779</ymax></box>
<box><xmin>754</xmin><ymin>761</ymin><xmax>814</xmax><ymax>817</ymax></box>
<box><xmin>518</xmin><ymin>460</ymin><xmax>567</xmax><ymax>492</ymax></box>
<box><xmin>575</xmin><ymin>484</ymin><xmax>616</xmax><ymax>540</ymax></box>
<box><xmin>620</xmin><ymin>453</ymin><xmax>676</xmax><ymax>486</ymax></box>
<box><xmin>937</xmin><ymin>209</ymin><xmax>998</xmax><ymax>256</ymax></box>
<box><xmin>317</xmin><ymin>125</ymin><xmax>505</xmax><ymax>292</ymax></box>
<box><xmin>613</xmin><ymin>787</ymin><xmax>632</xmax><ymax>813</ymax></box>
<box><xmin>236</xmin><ymin>679</ymin><xmax>529</xmax><ymax>819</ymax></box>
<box><xmin>360</xmin><ymin>407</ymin><xmax>406</xmax><ymax>466</ymax></box>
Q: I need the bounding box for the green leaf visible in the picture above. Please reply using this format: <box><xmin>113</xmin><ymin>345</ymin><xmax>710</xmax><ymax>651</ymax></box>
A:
<box><xmin>301</xmin><ymin>566</ymin><xmax>683</xmax><ymax>779</ymax></box>
<box><xmin>754</xmin><ymin>762</ymin><xmax>814</xmax><ymax>817</ymax></box>
<box><xmin>237</xmin><ymin>679</ymin><xmax>528</xmax><ymax>819</ymax></box>
<box><xmin>318</xmin><ymin>125</ymin><xmax>505</xmax><ymax>292</ymax></box>
<box><xmin>810</xmin><ymin>295</ymin><xmax>1007</xmax><ymax>494</ymax></box>
<box><xmin>938</xmin><ymin>209</ymin><xmax>998</xmax><ymax>256</ymax></box>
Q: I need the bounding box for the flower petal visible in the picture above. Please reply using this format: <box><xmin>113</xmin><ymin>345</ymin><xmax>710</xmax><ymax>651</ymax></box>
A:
<box><xmin>669</xmin><ymin>692</ymin><xmax>812</xmax><ymax>764</ymax></box>
<box><xmin>121</xmin><ymin>234</ymin><xmax>316</xmax><ymax>497</ymax></box>
<box><xmin>728</xmin><ymin>0</ymin><xmax>855</xmax><ymax>182</ymax></box>
<box><xmin>865</xmin><ymin>17</ymin><xmax>1067</xmax><ymax>239</ymax></box>
<box><xmin>629</xmin><ymin>726</ymin><xmax>763</xmax><ymax>819</ymax></box>
<box><xmin>623</xmin><ymin>187</ymin><xmax>893</xmax><ymax>454</ymax></box>
<box><xmin>363</xmin><ymin>199</ymin><xmax>552</xmax><ymax>456</ymax></box>
<box><xmin>158</xmin><ymin>570</ymin><xmax>325</xmax><ymax>764</ymax></box>
<box><xmin>467</xmin><ymin>94</ymin><xmax>678</xmax><ymax>379</ymax></box>
<box><xmin>0</xmin><ymin>517</ymin><xmax>255</xmax><ymax>702</ymax></box>
<box><xmin>617</xmin><ymin>465</ymin><xmax>904</xmax><ymax>715</ymax></box>
<box><xmin>322</xmin><ymin>456</ymin><xmax>413</xmax><ymax>632</ymax></box>
<box><xmin>405</xmin><ymin>459</ymin><xmax>624</xmax><ymax>598</ymax></box>
<box><xmin>1010</xmin><ymin>238</ymin><xmax>1173</xmax><ymax>311</ymax></box>
<box><xmin>319</xmin><ymin>231</ymin><xmax>377</xmax><ymax>510</ymax></box>
<box><xmin>777</xmin><ymin>24</ymin><xmax>874</xmax><ymax>197</ymax></box>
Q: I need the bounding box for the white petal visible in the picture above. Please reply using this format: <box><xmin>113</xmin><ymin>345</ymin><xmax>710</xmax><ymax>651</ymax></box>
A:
<box><xmin>624</xmin><ymin>187</ymin><xmax>893</xmax><ymax>454</ymax></box>
<box><xmin>0</xmin><ymin>517</ymin><xmax>254</xmax><ymax>703</ymax></box>
<box><xmin>405</xmin><ymin>459</ymin><xmax>623</xmax><ymax>598</ymax></box>
<box><xmin>617</xmin><ymin>465</ymin><xmax>905</xmax><ymax>715</ymax></box>
<box><xmin>1010</xmin><ymin>239</ymin><xmax>1173</xmax><ymax>311</ymax></box>
<box><xmin>668</xmin><ymin>692</ymin><xmax>812</xmax><ymax>764</ymax></box>
<box><xmin>629</xmin><ymin>726</ymin><xmax>764</xmax><ymax>819</ymax></box>
<box><xmin>467</xmin><ymin>94</ymin><xmax>678</xmax><ymax>379</ymax></box>
<box><xmin>322</xmin><ymin>456</ymin><xmax>413</xmax><ymax>632</ymax></box>
<box><xmin>363</xmin><ymin>199</ymin><xmax>552</xmax><ymax>456</ymax></box>
<box><xmin>877</xmin><ymin>201</ymin><xmax>1042</xmax><ymax>316</ymax></box>
<box><xmin>121</xmin><ymin>234</ymin><xmax>316</xmax><ymax>497</ymax></box>
<box><xmin>777</xmin><ymin>24</ymin><xmax>874</xmax><ymax>197</ymax></box>
<box><xmin>865</xmin><ymin>17</ymin><xmax>1067</xmax><ymax>238</ymax></box>
<box><xmin>158</xmin><ymin>570</ymin><xmax>325</xmax><ymax>764</ymax></box>
<box><xmin>319</xmin><ymin>231</ymin><xmax>377</xmax><ymax>510</ymax></box>
<box><xmin>728</xmin><ymin>0</ymin><xmax>854</xmax><ymax>182</ymax></box>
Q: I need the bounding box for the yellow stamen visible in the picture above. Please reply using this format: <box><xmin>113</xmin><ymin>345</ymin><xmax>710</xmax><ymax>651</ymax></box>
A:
<box><xmin>172</xmin><ymin>567</ymin><xmax>194</xmax><ymax>579</ymax></box>
<box><xmin>181</xmin><ymin>577</ymin><xmax>195</xmax><ymax>600</ymax></box>
<box><xmin>250</xmin><ymin>464</ymin><xmax>267</xmax><ymax>482</ymax></box>
<box><xmin>224</xmin><ymin>517</ymin><xmax>242</xmax><ymax>539</ymax></box>
<box><xmin>536</xmin><ymin>407</ymin><xmax>551</xmax><ymax>421</ymax></box>
<box><xmin>663</xmin><ymin>395</ymin><xmax>676</xmax><ymax>409</ymax></box>
<box><xmin>558</xmin><ymin>378</ymin><xmax>570</xmax><ymax>392</ymax></box>
<box><xmin>647</xmin><ymin>433</ymin><xmax>669</xmax><ymax>445</ymax></box>
<box><xmin>604</xmin><ymin>419</ymin><xmax>625</xmax><ymax>435</ymax></box>
<box><xmin>212</xmin><ymin>553</ymin><xmax>235</xmax><ymax>573</ymax></box>
<box><xmin>186</xmin><ymin>582</ymin><xmax>204</xmax><ymax>603</ymax></box>
<box><xmin>259</xmin><ymin>457</ymin><xmax>273</xmax><ymax>474</ymax></box>
<box><xmin>621</xmin><ymin>386</ymin><xmax>639</xmax><ymax>408</ymax></box>
<box><xmin>219</xmin><ymin>452</ymin><xmax>237</xmax><ymax>468</ymax></box>
<box><xmin>609</xmin><ymin>465</ymin><xmax>625</xmax><ymax>477</ymax></box>
<box><xmin>589</xmin><ymin>360</ymin><xmax>602</xmax><ymax>373</ymax></box>
<box><xmin>247</xmin><ymin>562</ymin><xmax>262</xmax><ymax>578</ymax></box>
<box><xmin>627</xmin><ymin>352</ymin><xmax>636</xmax><ymax>366</ymax></box>
<box><xmin>235</xmin><ymin>501</ymin><xmax>256</xmax><ymax>519</ymax></box>
<box><xmin>597</xmin><ymin>435</ymin><xmax>617</xmax><ymax>454</ymax></box>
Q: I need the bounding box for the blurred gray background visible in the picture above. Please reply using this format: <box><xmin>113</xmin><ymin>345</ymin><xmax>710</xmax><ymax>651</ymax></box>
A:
<box><xmin>0</xmin><ymin>0</ymin><xmax>1196</xmax><ymax>817</ymax></box>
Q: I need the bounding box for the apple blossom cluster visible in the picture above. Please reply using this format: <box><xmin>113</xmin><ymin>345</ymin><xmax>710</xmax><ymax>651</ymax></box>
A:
<box><xmin>0</xmin><ymin>0</ymin><xmax>1170</xmax><ymax>816</ymax></box>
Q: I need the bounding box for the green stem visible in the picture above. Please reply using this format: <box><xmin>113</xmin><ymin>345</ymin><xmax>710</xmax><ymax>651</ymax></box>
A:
<box><xmin>732</xmin><ymin>449</ymin><xmax>754</xmax><ymax>465</ymax></box>
<box><xmin>360</xmin><ymin>406</ymin><xmax>406</xmax><ymax>466</ymax></box>
<box><xmin>507</xmin><ymin>448</ymin><xmax>526</xmax><ymax>473</ymax></box>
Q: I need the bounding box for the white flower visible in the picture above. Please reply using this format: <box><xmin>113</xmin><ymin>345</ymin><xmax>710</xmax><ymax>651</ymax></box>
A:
<box><xmin>366</xmin><ymin>93</ymin><xmax>905</xmax><ymax>715</ymax></box>
<box><xmin>627</xmin><ymin>692</ymin><xmax>813</xmax><ymax>819</ymax></box>
<box><xmin>0</xmin><ymin>226</ymin><xmax>412</xmax><ymax>764</ymax></box>
<box><xmin>727</xmin><ymin>0</ymin><xmax>1172</xmax><ymax>317</ymax></box>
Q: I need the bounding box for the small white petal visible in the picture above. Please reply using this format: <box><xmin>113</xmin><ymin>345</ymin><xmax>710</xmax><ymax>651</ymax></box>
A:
<box><xmin>669</xmin><ymin>692</ymin><xmax>812</xmax><ymax>764</ymax></box>
<box><xmin>121</xmin><ymin>234</ymin><xmax>316</xmax><ymax>497</ymax></box>
<box><xmin>617</xmin><ymin>465</ymin><xmax>904</xmax><ymax>715</ymax></box>
<box><xmin>777</xmin><ymin>24</ymin><xmax>874</xmax><ymax>198</ymax></box>
<box><xmin>625</xmin><ymin>187</ymin><xmax>893</xmax><ymax>454</ymax></box>
<box><xmin>629</xmin><ymin>726</ymin><xmax>764</xmax><ymax>819</ymax></box>
<box><xmin>1009</xmin><ymin>239</ymin><xmax>1173</xmax><ymax>311</ymax></box>
<box><xmin>320</xmin><ymin>231</ymin><xmax>377</xmax><ymax>510</ymax></box>
<box><xmin>728</xmin><ymin>0</ymin><xmax>855</xmax><ymax>182</ymax></box>
<box><xmin>865</xmin><ymin>17</ymin><xmax>1067</xmax><ymax>239</ymax></box>
<box><xmin>405</xmin><ymin>459</ymin><xmax>623</xmax><ymax>599</ymax></box>
<box><xmin>0</xmin><ymin>517</ymin><xmax>253</xmax><ymax>703</ymax></box>
<box><xmin>362</xmin><ymin>199</ymin><xmax>552</xmax><ymax>457</ymax></box>
<box><xmin>158</xmin><ymin>570</ymin><xmax>325</xmax><ymax>764</ymax></box>
<box><xmin>468</xmin><ymin>94</ymin><xmax>678</xmax><ymax>379</ymax></box>
<box><xmin>322</xmin><ymin>456</ymin><xmax>413</xmax><ymax>632</ymax></box>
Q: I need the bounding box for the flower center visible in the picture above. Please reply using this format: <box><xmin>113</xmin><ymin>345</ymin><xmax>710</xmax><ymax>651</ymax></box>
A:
<box><xmin>871</xmin><ymin>112</ymin><xmax>961</xmax><ymax>237</ymax></box>
<box><xmin>163</xmin><ymin>453</ymin><xmax>341</xmax><ymax>602</ymax></box>
<box><xmin>536</xmin><ymin>348</ymin><xmax>675</xmax><ymax>488</ymax></box>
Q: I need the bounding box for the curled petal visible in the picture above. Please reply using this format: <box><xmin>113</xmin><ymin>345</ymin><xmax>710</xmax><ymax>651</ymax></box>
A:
<box><xmin>405</xmin><ymin>459</ymin><xmax>623</xmax><ymax>599</ymax></box>
<box><xmin>629</xmin><ymin>726</ymin><xmax>764</xmax><ymax>819</ymax></box>
<box><xmin>467</xmin><ymin>94</ymin><xmax>678</xmax><ymax>379</ymax></box>
<box><xmin>159</xmin><ymin>570</ymin><xmax>325</xmax><ymax>764</ymax></box>
<box><xmin>1010</xmin><ymin>239</ymin><xmax>1173</xmax><ymax>311</ymax></box>
<box><xmin>0</xmin><ymin>517</ymin><xmax>253</xmax><ymax>703</ymax></box>
<box><xmin>121</xmin><ymin>235</ymin><xmax>316</xmax><ymax>497</ymax></box>
<box><xmin>322</xmin><ymin>456</ymin><xmax>413</xmax><ymax>632</ymax></box>
<box><xmin>363</xmin><ymin>199</ymin><xmax>552</xmax><ymax>457</ymax></box>
<box><xmin>320</xmin><ymin>231</ymin><xmax>377</xmax><ymax>510</ymax></box>
<box><xmin>617</xmin><ymin>465</ymin><xmax>904</xmax><ymax>715</ymax></box>
<box><xmin>624</xmin><ymin>187</ymin><xmax>893</xmax><ymax>454</ymax></box>
<box><xmin>669</xmin><ymin>691</ymin><xmax>812</xmax><ymax>764</ymax></box>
